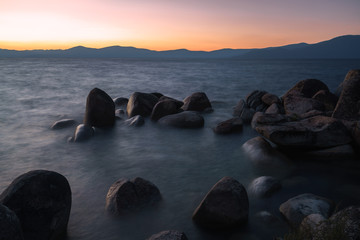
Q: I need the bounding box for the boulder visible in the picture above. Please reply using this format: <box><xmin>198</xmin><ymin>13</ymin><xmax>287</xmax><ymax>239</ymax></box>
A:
<box><xmin>73</xmin><ymin>124</ymin><xmax>94</xmax><ymax>142</ymax></box>
<box><xmin>251</xmin><ymin>112</ymin><xmax>289</xmax><ymax>129</ymax></box>
<box><xmin>113</xmin><ymin>97</ymin><xmax>128</xmax><ymax>108</ymax></box>
<box><xmin>124</xmin><ymin>115</ymin><xmax>145</xmax><ymax>127</ymax></box>
<box><xmin>50</xmin><ymin>119</ymin><xmax>76</xmax><ymax>130</ymax></box>
<box><xmin>254</xmin><ymin>115</ymin><xmax>352</xmax><ymax>149</ymax></box>
<box><xmin>0</xmin><ymin>170</ymin><xmax>72</xmax><ymax>240</ymax></box>
<box><xmin>245</xmin><ymin>90</ymin><xmax>267</xmax><ymax>110</ymax></box>
<box><xmin>233</xmin><ymin>99</ymin><xmax>246</xmax><ymax>117</ymax></box>
<box><xmin>84</xmin><ymin>88</ymin><xmax>115</xmax><ymax>127</ymax></box>
<box><xmin>151</xmin><ymin>100</ymin><xmax>182</xmax><ymax>121</ymax></box>
<box><xmin>158</xmin><ymin>111</ymin><xmax>204</xmax><ymax>128</ymax></box>
<box><xmin>127</xmin><ymin>92</ymin><xmax>159</xmax><ymax>118</ymax></box>
<box><xmin>181</xmin><ymin>92</ymin><xmax>212</xmax><ymax>112</ymax></box>
<box><xmin>282</xmin><ymin>79</ymin><xmax>329</xmax><ymax>115</ymax></box>
<box><xmin>192</xmin><ymin>176</ymin><xmax>249</xmax><ymax>229</ymax></box>
<box><xmin>326</xmin><ymin>206</ymin><xmax>360</xmax><ymax>240</ymax></box>
<box><xmin>248</xmin><ymin>176</ymin><xmax>281</xmax><ymax>198</ymax></box>
<box><xmin>242</xmin><ymin>136</ymin><xmax>289</xmax><ymax>168</ymax></box>
<box><xmin>105</xmin><ymin>177</ymin><xmax>161</xmax><ymax>215</ymax></box>
<box><xmin>312</xmin><ymin>90</ymin><xmax>338</xmax><ymax>111</ymax></box>
<box><xmin>299</xmin><ymin>110</ymin><xmax>326</xmax><ymax>119</ymax></box>
<box><xmin>151</xmin><ymin>92</ymin><xmax>164</xmax><ymax>98</ymax></box>
<box><xmin>213</xmin><ymin>117</ymin><xmax>243</xmax><ymax>134</ymax></box>
<box><xmin>261</xmin><ymin>93</ymin><xmax>281</xmax><ymax>106</ymax></box>
<box><xmin>332</xmin><ymin>69</ymin><xmax>360</xmax><ymax>121</ymax></box>
<box><xmin>0</xmin><ymin>204</ymin><xmax>24</xmax><ymax>240</ymax></box>
<box><xmin>146</xmin><ymin>230</ymin><xmax>188</xmax><ymax>240</ymax></box>
<box><xmin>279</xmin><ymin>193</ymin><xmax>334</xmax><ymax>227</ymax></box>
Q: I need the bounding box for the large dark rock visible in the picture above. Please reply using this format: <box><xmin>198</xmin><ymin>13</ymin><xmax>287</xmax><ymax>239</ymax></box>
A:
<box><xmin>181</xmin><ymin>92</ymin><xmax>212</xmax><ymax>112</ymax></box>
<box><xmin>248</xmin><ymin>176</ymin><xmax>281</xmax><ymax>198</ymax></box>
<box><xmin>146</xmin><ymin>230</ymin><xmax>188</xmax><ymax>240</ymax></box>
<box><xmin>50</xmin><ymin>119</ymin><xmax>76</xmax><ymax>130</ymax></box>
<box><xmin>84</xmin><ymin>88</ymin><xmax>115</xmax><ymax>127</ymax></box>
<box><xmin>158</xmin><ymin>96</ymin><xmax>184</xmax><ymax>108</ymax></box>
<box><xmin>158</xmin><ymin>111</ymin><xmax>204</xmax><ymax>128</ymax></box>
<box><xmin>0</xmin><ymin>170</ymin><xmax>72</xmax><ymax>240</ymax></box>
<box><xmin>127</xmin><ymin>92</ymin><xmax>159</xmax><ymax>118</ymax></box>
<box><xmin>151</xmin><ymin>100</ymin><xmax>182</xmax><ymax>121</ymax></box>
<box><xmin>282</xmin><ymin>79</ymin><xmax>329</xmax><ymax>115</ymax></box>
<box><xmin>105</xmin><ymin>177</ymin><xmax>161</xmax><ymax>215</ymax></box>
<box><xmin>0</xmin><ymin>204</ymin><xmax>24</xmax><ymax>240</ymax></box>
<box><xmin>312</xmin><ymin>90</ymin><xmax>338</xmax><ymax>112</ymax></box>
<box><xmin>73</xmin><ymin>124</ymin><xmax>94</xmax><ymax>142</ymax></box>
<box><xmin>213</xmin><ymin>117</ymin><xmax>243</xmax><ymax>134</ymax></box>
<box><xmin>279</xmin><ymin>193</ymin><xmax>334</xmax><ymax>227</ymax></box>
<box><xmin>192</xmin><ymin>177</ymin><xmax>249</xmax><ymax>229</ymax></box>
<box><xmin>254</xmin><ymin>115</ymin><xmax>352</xmax><ymax>149</ymax></box>
<box><xmin>332</xmin><ymin>69</ymin><xmax>360</xmax><ymax>121</ymax></box>
<box><xmin>325</xmin><ymin>206</ymin><xmax>360</xmax><ymax>240</ymax></box>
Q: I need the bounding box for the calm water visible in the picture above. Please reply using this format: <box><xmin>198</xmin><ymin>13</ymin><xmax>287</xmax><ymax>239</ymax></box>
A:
<box><xmin>0</xmin><ymin>58</ymin><xmax>360</xmax><ymax>239</ymax></box>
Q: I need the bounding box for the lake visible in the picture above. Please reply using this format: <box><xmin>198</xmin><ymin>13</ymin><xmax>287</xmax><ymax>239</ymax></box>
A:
<box><xmin>0</xmin><ymin>58</ymin><xmax>359</xmax><ymax>239</ymax></box>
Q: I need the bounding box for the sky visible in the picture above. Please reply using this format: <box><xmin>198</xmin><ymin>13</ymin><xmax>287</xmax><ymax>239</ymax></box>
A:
<box><xmin>0</xmin><ymin>0</ymin><xmax>360</xmax><ymax>51</ymax></box>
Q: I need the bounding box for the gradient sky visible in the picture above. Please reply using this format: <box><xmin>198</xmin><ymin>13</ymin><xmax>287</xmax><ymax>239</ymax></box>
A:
<box><xmin>1</xmin><ymin>0</ymin><xmax>360</xmax><ymax>51</ymax></box>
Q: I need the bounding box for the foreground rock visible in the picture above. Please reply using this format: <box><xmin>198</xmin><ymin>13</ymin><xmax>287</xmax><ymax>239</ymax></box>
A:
<box><xmin>127</xmin><ymin>92</ymin><xmax>159</xmax><ymax>118</ymax></box>
<box><xmin>0</xmin><ymin>204</ymin><xmax>24</xmax><ymax>240</ymax></box>
<box><xmin>84</xmin><ymin>88</ymin><xmax>115</xmax><ymax>127</ymax></box>
<box><xmin>51</xmin><ymin>119</ymin><xmax>76</xmax><ymax>130</ymax></box>
<box><xmin>282</xmin><ymin>79</ymin><xmax>329</xmax><ymax>115</ymax></box>
<box><xmin>158</xmin><ymin>111</ymin><xmax>204</xmax><ymax>128</ymax></box>
<box><xmin>146</xmin><ymin>230</ymin><xmax>188</xmax><ymax>240</ymax></box>
<box><xmin>213</xmin><ymin>117</ymin><xmax>243</xmax><ymax>134</ymax></box>
<box><xmin>192</xmin><ymin>176</ymin><xmax>249</xmax><ymax>229</ymax></box>
<box><xmin>254</xmin><ymin>115</ymin><xmax>352</xmax><ymax>149</ymax></box>
<box><xmin>182</xmin><ymin>92</ymin><xmax>212</xmax><ymax>112</ymax></box>
<box><xmin>248</xmin><ymin>176</ymin><xmax>281</xmax><ymax>198</ymax></box>
<box><xmin>0</xmin><ymin>170</ymin><xmax>72</xmax><ymax>240</ymax></box>
<box><xmin>279</xmin><ymin>193</ymin><xmax>334</xmax><ymax>227</ymax></box>
<box><xmin>105</xmin><ymin>177</ymin><xmax>161</xmax><ymax>215</ymax></box>
<box><xmin>332</xmin><ymin>69</ymin><xmax>360</xmax><ymax>121</ymax></box>
<box><xmin>72</xmin><ymin>124</ymin><xmax>94</xmax><ymax>142</ymax></box>
<box><xmin>151</xmin><ymin>99</ymin><xmax>182</xmax><ymax>121</ymax></box>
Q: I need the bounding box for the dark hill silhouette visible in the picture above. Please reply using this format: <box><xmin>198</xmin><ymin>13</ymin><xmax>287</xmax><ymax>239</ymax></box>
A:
<box><xmin>0</xmin><ymin>35</ymin><xmax>359</xmax><ymax>59</ymax></box>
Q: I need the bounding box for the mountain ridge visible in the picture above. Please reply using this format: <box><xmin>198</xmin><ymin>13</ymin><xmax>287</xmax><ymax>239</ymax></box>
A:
<box><xmin>1</xmin><ymin>35</ymin><xmax>359</xmax><ymax>59</ymax></box>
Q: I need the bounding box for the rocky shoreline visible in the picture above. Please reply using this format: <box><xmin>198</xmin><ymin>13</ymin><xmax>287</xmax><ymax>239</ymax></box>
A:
<box><xmin>1</xmin><ymin>70</ymin><xmax>359</xmax><ymax>239</ymax></box>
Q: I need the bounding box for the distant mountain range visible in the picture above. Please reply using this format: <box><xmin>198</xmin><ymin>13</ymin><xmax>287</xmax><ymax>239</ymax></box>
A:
<box><xmin>1</xmin><ymin>35</ymin><xmax>359</xmax><ymax>59</ymax></box>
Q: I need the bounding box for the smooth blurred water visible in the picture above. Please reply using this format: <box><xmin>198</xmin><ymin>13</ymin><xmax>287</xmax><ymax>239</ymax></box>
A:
<box><xmin>0</xmin><ymin>58</ymin><xmax>360</xmax><ymax>240</ymax></box>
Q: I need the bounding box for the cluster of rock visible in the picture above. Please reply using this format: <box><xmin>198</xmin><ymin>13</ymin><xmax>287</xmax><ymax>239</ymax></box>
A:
<box><xmin>51</xmin><ymin>90</ymin><xmax>214</xmax><ymax>142</ymax></box>
<box><xmin>238</xmin><ymin>69</ymin><xmax>360</xmax><ymax>160</ymax></box>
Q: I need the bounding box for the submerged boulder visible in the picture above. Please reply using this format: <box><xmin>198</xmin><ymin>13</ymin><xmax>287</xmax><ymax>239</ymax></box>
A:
<box><xmin>279</xmin><ymin>193</ymin><xmax>334</xmax><ymax>227</ymax></box>
<box><xmin>0</xmin><ymin>204</ymin><xmax>24</xmax><ymax>240</ymax></box>
<box><xmin>73</xmin><ymin>124</ymin><xmax>94</xmax><ymax>142</ymax></box>
<box><xmin>192</xmin><ymin>177</ymin><xmax>249</xmax><ymax>229</ymax></box>
<box><xmin>332</xmin><ymin>69</ymin><xmax>360</xmax><ymax>121</ymax></box>
<box><xmin>213</xmin><ymin>117</ymin><xmax>243</xmax><ymax>134</ymax></box>
<box><xmin>182</xmin><ymin>92</ymin><xmax>212</xmax><ymax>112</ymax></box>
<box><xmin>51</xmin><ymin>119</ymin><xmax>77</xmax><ymax>130</ymax></box>
<box><xmin>84</xmin><ymin>88</ymin><xmax>115</xmax><ymax>128</ymax></box>
<box><xmin>127</xmin><ymin>92</ymin><xmax>159</xmax><ymax>118</ymax></box>
<box><xmin>248</xmin><ymin>176</ymin><xmax>281</xmax><ymax>198</ymax></box>
<box><xmin>146</xmin><ymin>230</ymin><xmax>188</xmax><ymax>240</ymax></box>
<box><xmin>158</xmin><ymin>111</ymin><xmax>204</xmax><ymax>128</ymax></box>
<box><xmin>0</xmin><ymin>170</ymin><xmax>72</xmax><ymax>240</ymax></box>
<box><xmin>105</xmin><ymin>177</ymin><xmax>161</xmax><ymax>215</ymax></box>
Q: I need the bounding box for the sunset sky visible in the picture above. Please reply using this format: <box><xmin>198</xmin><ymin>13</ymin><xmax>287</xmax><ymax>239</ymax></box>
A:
<box><xmin>1</xmin><ymin>0</ymin><xmax>360</xmax><ymax>51</ymax></box>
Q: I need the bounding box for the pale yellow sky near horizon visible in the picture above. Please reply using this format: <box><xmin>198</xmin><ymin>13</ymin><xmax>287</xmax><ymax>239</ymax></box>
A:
<box><xmin>1</xmin><ymin>0</ymin><xmax>360</xmax><ymax>51</ymax></box>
